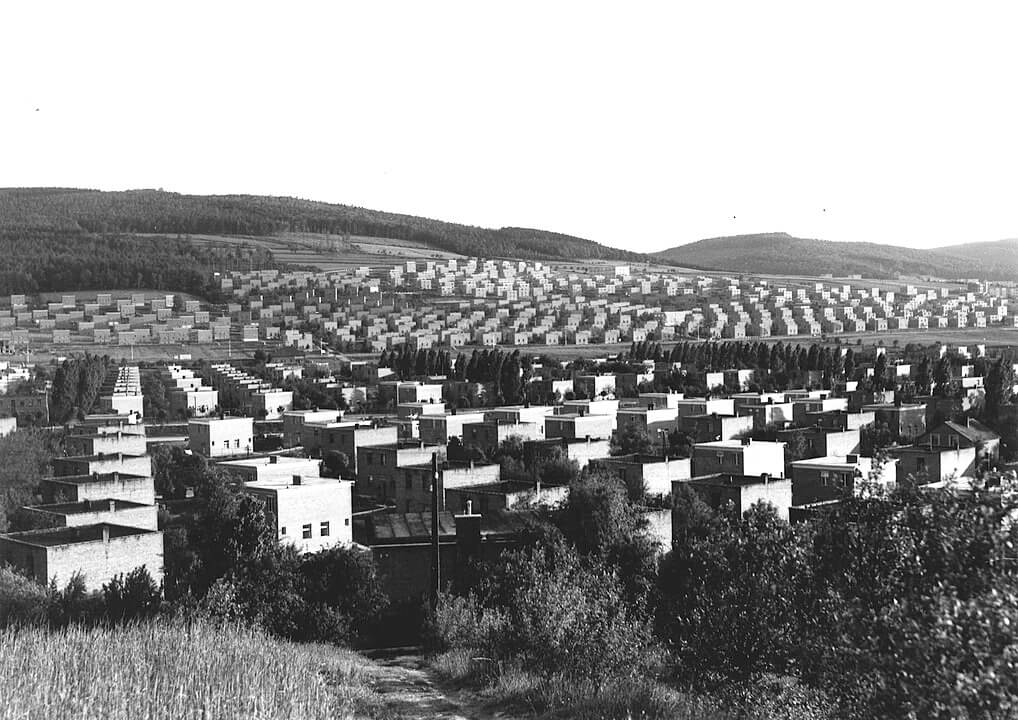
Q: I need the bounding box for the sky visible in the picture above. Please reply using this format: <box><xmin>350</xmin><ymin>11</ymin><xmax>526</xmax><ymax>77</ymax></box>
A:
<box><xmin>2</xmin><ymin>1</ymin><xmax>1017</xmax><ymax>252</ymax></box>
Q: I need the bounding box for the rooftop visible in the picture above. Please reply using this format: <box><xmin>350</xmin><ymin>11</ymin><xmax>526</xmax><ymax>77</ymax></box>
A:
<box><xmin>791</xmin><ymin>455</ymin><xmax>868</xmax><ymax>469</ymax></box>
<box><xmin>29</xmin><ymin>498</ymin><xmax>150</xmax><ymax>515</ymax></box>
<box><xmin>243</xmin><ymin>475</ymin><xmax>350</xmax><ymax>490</ymax></box>
<box><xmin>365</xmin><ymin>509</ymin><xmax>539</xmax><ymax>545</ymax></box>
<box><xmin>688</xmin><ymin>473</ymin><xmax>790</xmax><ymax>488</ymax></box>
<box><xmin>45</xmin><ymin>472</ymin><xmax>149</xmax><ymax>485</ymax></box>
<box><xmin>1</xmin><ymin>523</ymin><xmax>156</xmax><ymax>547</ymax></box>
<box><xmin>218</xmin><ymin>455</ymin><xmax>318</xmax><ymax>469</ymax></box>
<box><xmin>188</xmin><ymin>416</ymin><xmax>253</xmax><ymax>425</ymax></box>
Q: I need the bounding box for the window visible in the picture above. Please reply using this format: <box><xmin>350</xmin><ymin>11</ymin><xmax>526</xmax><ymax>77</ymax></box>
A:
<box><xmin>344</xmin><ymin>518</ymin><xmax>350</xmax><ymax>526</ymax></box>
<box><xmin>917</xmin><ymin>457</ymin><xmax>927</xmax><ymax>473</ymax></box>
<box><xmin>820</xmin><ymin>471</ymin><xmax>830</xmax><ymax>486</ymax></box>
<box><xmin>405</xmin><ymin>475</ymin><xmax>413</xmax><ymax>490</ymax></box>
<box><xmin>280</xmin><ymin>526</ymin><xmax>287</xmax><ymax>536</ymax></box>
<box><xmin>302</xmin><ymin>524</ymin><xmax>312</xmax><ymax>539</ymax></box>
<box><xmin>320</xmin><ymin>521</ymin><xmax>330</xmax><ymax>537</ymax></box>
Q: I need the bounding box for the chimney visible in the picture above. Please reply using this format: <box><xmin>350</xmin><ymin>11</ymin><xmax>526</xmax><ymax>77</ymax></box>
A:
<box><xmin>455</xmin><ymin>503</ymin><xmax>483</xmax><ymax>586</ymax></box>
<box><xmin>111</xmin><ymin>472</ymin><xmax>119</xmax><ymax>482</ymax></box>
<box><xmin>292</xmin><ymin>475</ymin><xmax>302</xmax><ymax>486</ymax></box>
<box><xmin>108</xmin><ymin>499</ymin><xmax>116</xmax><ymax>512</ymax></box>
<box><xmin>761</xmin><ymin>472</ymin><xmax>770</xmax><ymax>484</ymax></box>
<box><xmin>101</xmin><ymin>525</ymin><xmax>110</xmax><ymax>543</ymax></box>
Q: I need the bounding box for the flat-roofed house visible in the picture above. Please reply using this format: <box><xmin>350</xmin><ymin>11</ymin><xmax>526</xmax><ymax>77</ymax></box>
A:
<box><xmin>188</xmin><ymin>417</ymin><xmax>254</xmax><ymax>458</ymax></box>
<box><xmin>691</xmin><ymin>439</ymin><xmax>786</xmax><ymax>479</ymax></box>
<box><xmin>679</xmin><ymin>474</ymin><xmax>793</xmax><ymax>521</ymax></box>
<box><xmin>790</xmin><ymin>453</ymin><xmax>898</xmax><ymax>506</ymax></box>
<box><xmin>0</xmin><ymin>524</ymin><xmax>163</xmax><ymax>592</ymax></box>
<box><xmin>21</xmin><ymin>499</ymin><xmax>159</xmax><ymax>531</ymax></box>
<box><xmin>216</xmin><ymin>455</ymin><xmax>323</xmax><ymax>483</ymax></box>
<box><xmin>242</xmin><ymin>474</ymin><xmax>353</xmax><ymax>553</ymax></box>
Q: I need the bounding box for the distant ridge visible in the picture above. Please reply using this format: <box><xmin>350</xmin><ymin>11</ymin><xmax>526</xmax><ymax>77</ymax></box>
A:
<box><xmin>653</xmin><ymin>232</ymin><xmax>1018</xmax><ymax>280</ymax></box>
<box><xmin>0</xmin><ymin>188</ymin><xmax>639</xmax><ymax>262</ymax></box>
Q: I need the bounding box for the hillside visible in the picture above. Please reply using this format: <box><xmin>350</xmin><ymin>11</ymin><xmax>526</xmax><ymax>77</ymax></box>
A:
<box><xmin>0</xmin><ymin>188</ymin><xmax>639</xmax><ymax>262</ymax></box>
<box><xmin>654</xmin><ymin>232</ymin><xmax>1017</xmax><ymax>280</ymax></box>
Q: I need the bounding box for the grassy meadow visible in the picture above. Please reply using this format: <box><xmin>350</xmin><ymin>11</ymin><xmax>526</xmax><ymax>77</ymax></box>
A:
<box><xmin>0</xmin><ymin>620</ymin><xmax>374</xmax><ymax>720</ymax></box>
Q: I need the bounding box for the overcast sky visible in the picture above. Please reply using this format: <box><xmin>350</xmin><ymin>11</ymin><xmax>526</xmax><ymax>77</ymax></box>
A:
<box><xmin>3</xmin><ymin>1</ymin><xmax>1016</xmax><ymax>252</ymax></box>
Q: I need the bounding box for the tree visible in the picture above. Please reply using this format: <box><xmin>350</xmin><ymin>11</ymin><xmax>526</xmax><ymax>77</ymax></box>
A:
<box><xmin>554</xmin><ymin>470</ymin><xmax>659</xmax><ymax>612</ymax></box>
<box><xmin>0</xmin><ymin>428</ymin><xmax>61</xmax><ymax>532</ymax></box>
<box><xmin>860</xmin><ymin>421</ymin><xmax>895</xmax><ymax>455</ymax></box>
<box><xmin>299</xmin><ymin>545</ymin><xmax>389</xmax><ymax>644</ymax></box>
<box><xmin>102</xmin><ymin>565</ymin><xmax>162</xmax><ymax>622</ymax></box>
<box><xmin>872</xmin><ymin>351</ymin><xmax>888</xmax><ymax>392</ymax></box>
<box><xmin>141</xmin><ymin>371</ymin><xmax>170</xmax><ymax>420</ymax></box>
<box><xmin>658</xmin><ymin>503</ymin><xmax>812</xmax><ymax>681</ymax></box>
<box><xmin>983</xmin><ymin>357</ymin><xmax>1015</xmax><ymax>424</ymax></box>
<box><xmin>150</xmin><ymin>445</ymin><xmax>211</xmax><ymax>500</ymax></box>
<box><xmin>843</xmin><ymin>348</ymin><xmax>855</xmax><ymax>381</ymax></box>
<box><xmin>322</xmin><ymin>451</ymin><xmax>350</xmax><ymax>478</ymax></box>
<box><xmin>188</xmin><ymin>473</ymin><xmax>279</xmax><ymax>595</ymax></box>
<box><xmin>612</xmin><ymin>421</ymin><xmax>655</xmax><ymax>456</ymax></box>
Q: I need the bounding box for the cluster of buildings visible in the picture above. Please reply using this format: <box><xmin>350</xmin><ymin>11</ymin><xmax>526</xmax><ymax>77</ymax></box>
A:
<box><xmin>208</xmin><ymin>263</ymin><xmax>1018</xmax><ymax>350</ymax></box>
<box><xmin>1</xmin><ymin>337</ymin><xmax>1010</xmax><ymax>601</ymax></box>
<box><xmin>0</xmin><ymin>403</ymin><xmax>163</xmax><ymax>592</ymax></box>
<box><xmin>0</xmin><ymin>264</ymin><xmax>1013</xmax><ymax>359</ymax></box>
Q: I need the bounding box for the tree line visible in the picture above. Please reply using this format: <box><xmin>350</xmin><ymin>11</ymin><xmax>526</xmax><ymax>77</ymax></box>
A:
<box><xmin>0</xmin><ymin>230</ymin><xmax>275</xmax><ymax>298</ymax></box>
<box><xmin>378</xmin><ymin>347</ymin><xmax>534</xmax><ymax>405</ymax></box>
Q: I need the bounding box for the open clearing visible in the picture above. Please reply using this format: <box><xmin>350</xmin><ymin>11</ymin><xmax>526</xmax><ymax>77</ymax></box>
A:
<box><xmin>136</xmin><ymin>232</ymin><xmax>463</xmax><ymax>272</ymax></box>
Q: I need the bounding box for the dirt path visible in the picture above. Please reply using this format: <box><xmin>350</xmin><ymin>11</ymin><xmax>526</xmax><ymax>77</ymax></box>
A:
<box><xmin>360</xmin><ymin>648</ymin><xmax>517</xmax><ymax>720</ymax></box>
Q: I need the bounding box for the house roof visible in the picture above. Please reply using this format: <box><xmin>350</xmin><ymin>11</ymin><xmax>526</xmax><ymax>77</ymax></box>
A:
<box><xmin>941</xmin><ymin>419</ymin><xmax>1000</xmax><ymax>444</ymax></box>
<box><xmin>1</xmin><ymin>523</ymin><xmax>156</xmax><ymax>548</ymax></box>
<box><xmin>364</xmin><ymin>509</ymin><xmax>539</xmax><ymax>545</ymax></box>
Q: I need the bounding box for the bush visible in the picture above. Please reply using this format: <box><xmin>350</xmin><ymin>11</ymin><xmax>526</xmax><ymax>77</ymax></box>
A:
<box><xmin>102</xmin><ymin>566</ymin><xmax>162</xmax><ymax>622</ymax></box>
<box><xmin>431</xmin><ymin>536</ymin><xmax>659</xmax><ymax>686</ymax></box>
<box><xmin>0</xmin><ymin>565</ymin><xmax>50</xmax><ymax>627</ymax></box>
<box><xmin>659</xmin><ymin>503</ymin><xmax>812</xmax><ymax>682</ymax></box>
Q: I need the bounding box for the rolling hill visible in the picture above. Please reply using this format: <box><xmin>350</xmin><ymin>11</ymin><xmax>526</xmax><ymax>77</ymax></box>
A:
<box><xmin>653</xmin><ymin>232</ymin><xmax>1018</xmax><ymax>280</ymax></box>
<box><xmin>0</xmin><ymin>188</ymin><xmax>639</xmax><ymax>263</ymax></box>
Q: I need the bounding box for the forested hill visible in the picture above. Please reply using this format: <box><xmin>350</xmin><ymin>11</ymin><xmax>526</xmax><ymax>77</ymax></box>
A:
<box><xmin>653</xmin><ymin>232</ymin><xmax>1018</xmax><ymax>280</ymax></box>
<box><xmin>0</xmin><ymin>188</ymin><xmax>638</xmax><ymax>262</ymax></box>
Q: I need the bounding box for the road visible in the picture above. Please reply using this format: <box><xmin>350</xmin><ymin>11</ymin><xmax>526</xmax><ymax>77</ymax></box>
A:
<box><xmin>360</xmin><ymin>648</ymin><xmax>515</xmax><ymax>720</ymax></box>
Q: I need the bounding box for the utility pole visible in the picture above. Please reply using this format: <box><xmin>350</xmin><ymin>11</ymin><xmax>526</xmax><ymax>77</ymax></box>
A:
<box><xmin>430</xmin><ymin>451</ymin><xmax>441</xmax><ymax>609</ymax></box>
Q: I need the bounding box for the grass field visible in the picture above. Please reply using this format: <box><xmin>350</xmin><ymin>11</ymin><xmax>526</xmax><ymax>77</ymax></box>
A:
<box><xmin>0</xmin><ymin>620</ymin><xmax>376</xmax><ymax>720</ymax></box>
<box><xmin>139</xmin><ymin>232</ymin><xmax>463</xmax><ymax>272</ymax></box>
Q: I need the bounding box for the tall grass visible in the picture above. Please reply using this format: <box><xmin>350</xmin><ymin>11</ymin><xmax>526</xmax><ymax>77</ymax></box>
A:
<box><xmin>0</xmin><ymin>619</ymin><xmax>372</xmax><ymax>720</ymax></box>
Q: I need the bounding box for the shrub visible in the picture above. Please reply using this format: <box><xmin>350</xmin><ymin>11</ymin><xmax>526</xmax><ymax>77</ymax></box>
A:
<box><xmin>102</xmin><ymin>566</ymin><xmax>162</xmax><ymax>622</ymax></box>
<box><xmin>434</xmin><ymin>536</ymin><xmax>659</xmax><ymax>686</ymax></box>
<box><xmin>0</xmin><ymin>565</ymin><xmax>50</xmax><ymax>627</ymax></box>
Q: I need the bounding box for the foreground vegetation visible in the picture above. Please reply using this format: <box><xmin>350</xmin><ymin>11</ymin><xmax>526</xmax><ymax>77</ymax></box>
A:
<box><xmin>0</xmin><ymin>620</ymin><xmax>372</xmax><ymax>720</ymax></box>
<box><xmin>426</xmin><ymin>468</ymin><xmax>1018</xmax><ymax>720</ymax></box>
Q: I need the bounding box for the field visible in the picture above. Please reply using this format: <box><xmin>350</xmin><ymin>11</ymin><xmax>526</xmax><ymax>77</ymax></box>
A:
<box><xmin>19</xmin><ymin>341</ymin><xmax>262</xmax><ymax>366</ymax></box>
<box><xmin>138</xmin><ymin>232</ymin><xmax>463</xmax><ymax>272</ymax></box>
<box><xmin>0</xmin><ymin>620</ymin><xmax>375</xmax><ymax>720</ymax></box>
